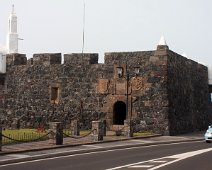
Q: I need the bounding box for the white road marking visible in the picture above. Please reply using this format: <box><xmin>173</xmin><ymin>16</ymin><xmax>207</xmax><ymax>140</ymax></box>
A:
<box><xmin>107</xmin><ymin>147</ymin><xmax>212</xmax><ymax>170</ymax></box>
<box><xmin>149</xmin><ymin>148</ymin><xmax>212</xmax><ymax>170</ymax></box>
<box><xmin>150</xmin><ymin>160</ymin><xmax>167</xmax><ymax>163</ymax></box>
<box><xmin>107</xmin><ymin>159</ymin><xmax>162</xmax><ymax>170</ymax></box>
<box><xmin>129</xmin><ymin>165</ymin><xmax>154</xmax><ymax>168</ymax></box>
<box><xmin>7</xmin><ymin>154</ymin><xmax>30</xmax><ymax>158</ymax></box>
<box><xmin>0</xmin><ymin>141</ymin><xmax>202</xmax><ymax>168</ymax></box>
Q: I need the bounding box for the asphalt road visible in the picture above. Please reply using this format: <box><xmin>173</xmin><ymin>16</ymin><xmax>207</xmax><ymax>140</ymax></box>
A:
<box><xmin>159</xmin><ymin>150</ymin><xmax>212</xmax><ymax>170</ymax></box>
<box><xmin>0</xmin><ymin>141</ymin><xmax>211</xmax><ymax>170</ymax></box>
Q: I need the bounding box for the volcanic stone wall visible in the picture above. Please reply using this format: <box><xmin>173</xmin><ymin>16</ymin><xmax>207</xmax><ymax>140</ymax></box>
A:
<box><xmin>167</xmin><ymin>50</ymin><xmax>210</xmax><ymax>135</ymax></box>
<box><xmin>103</xmin><ymin>50</ymin><xmax>169</xmax><ymax>134</ymax></box>
<box><xmin>2</xmin><ymin>50</ymin><xmax>170</xmax><ymax>134</ymax></box>
<box><xmin>0</xmin><ymin>47</ymin><xmax>211</xmax><ymax>135</ymax></box>
<box><xmin>2</xmin><ymin>53</ymin><xmax>105</xmax><ymax>129</ymax></box>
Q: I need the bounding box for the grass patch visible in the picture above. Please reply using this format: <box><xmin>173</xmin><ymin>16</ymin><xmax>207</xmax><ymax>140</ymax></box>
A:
<box><xmin>133</xmin><ymin>131</ymin><xmax>155</xmax><ymax>137</ymax></box>
<box><xmin>80</xmin><ymin>130</ymin><xmax>92</xmax><ymax>136</ymax></box>
<box><xmin>2</xmin><ymin>129</ymin><xmax>92</xmax><ymax>144</ymax></box>
<box><xmin>2</xmin><ymin>129</ymin><xmax>48</xmax><ymax>145</ymax></box>
<box><xmin>63</xmin><ymin>129</ymin><xmax>93</xmax><ymax>136</ymax></box>
<box><xmin>1</xmin><ymin>129</ymin><xmax>155</xmax><ymax>145</ymax></box>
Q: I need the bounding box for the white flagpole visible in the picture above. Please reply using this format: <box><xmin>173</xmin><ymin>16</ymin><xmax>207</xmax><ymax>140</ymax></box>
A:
<box><xmin>82</xmin><ymin>2</ymin><xmax>85</xmax><ymax>53</ymax></box>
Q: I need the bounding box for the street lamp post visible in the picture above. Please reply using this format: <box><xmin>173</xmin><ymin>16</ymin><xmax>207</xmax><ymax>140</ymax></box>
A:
<box><xmin>126</xmin><ymin>69</ymin><xmax>129</xmax><ymax>120</ymax></box>
<box><xmin>117</xmin><ymin>65</ymin><xmax>139</xmax><ymax>120</ymax></box>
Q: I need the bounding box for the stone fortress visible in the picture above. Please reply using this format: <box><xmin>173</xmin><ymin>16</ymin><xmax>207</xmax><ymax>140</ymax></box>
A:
<box><xmin>0</xmin><ymin>6</ymin><xmax>212</xmax><ymax>135</ymax></box>
<box><xmin>0</xmin><ymin>39</ymin><xmax>211</xmax><ymax>135</ymax></box>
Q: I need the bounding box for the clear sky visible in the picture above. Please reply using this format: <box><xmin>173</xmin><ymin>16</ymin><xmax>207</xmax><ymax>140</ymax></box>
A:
<box><xmin>0</xmin><ymin>0</ymin><xmax>212</xmax><ymax>64</ymax></box>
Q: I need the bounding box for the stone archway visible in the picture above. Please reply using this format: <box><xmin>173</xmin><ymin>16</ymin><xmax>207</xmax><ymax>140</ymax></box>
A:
<box><xmin>113</xmin><ymin>101</ymin><xmax>126</xmax><ymax>125</ymax></box>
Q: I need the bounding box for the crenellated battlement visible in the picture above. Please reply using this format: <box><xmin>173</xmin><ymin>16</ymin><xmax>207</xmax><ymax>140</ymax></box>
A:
<box><xmin>6</xmin><ymin>53</ymin><xmax>27</xmax><ymax>67</ymax></box>
<box><xmin>64</xmin><ymin>53</ymin><xmax>98</xmax><ymax>65</ymax></box>
<box><xmin>33</xmin><ymin>53</ymin><xmax>62</xmax><ymax>66</ymax></box>
<box><xmin>6</xmin><ymin>53</ymin><xmax>99</xmax><ymax>67</ymax></box>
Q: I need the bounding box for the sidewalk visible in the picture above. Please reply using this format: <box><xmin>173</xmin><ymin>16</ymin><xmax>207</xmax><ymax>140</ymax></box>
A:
<box><xmin>0</xmin><ymin>131</ymin><xmax>161</xmax><ymax>154</ymax></box>
<box><xmin>0</xmin><ymin>131</ymin><xmax>205</xmax><ymax>165</ymax></box>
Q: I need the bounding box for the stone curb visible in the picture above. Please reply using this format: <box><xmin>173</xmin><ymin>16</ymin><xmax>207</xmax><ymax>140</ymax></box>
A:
<box><xmin>0</xmin><ymin>134</ymin><xmax>162</xmax><ymax>156</ymax></box>
<box><xmin>0</xmin><ymin>136</ymin><xmax>203</xmax><ymax>166</ymax></box>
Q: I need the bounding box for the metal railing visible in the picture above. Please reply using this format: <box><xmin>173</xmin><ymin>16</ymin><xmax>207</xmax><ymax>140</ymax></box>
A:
<box><xmin>1</xmin><ymin>128</ymin><xmax>96</xmax><ymax>145</ymax></box>
<box><xmin>63</xmin><ymin>129</ymin><xmax>96</xmax><ymax>139</ymax></box>
<box><xmin>1</xmin><ymin>131</ymin><xmax>51</xmax><ymax>145</ymax></box>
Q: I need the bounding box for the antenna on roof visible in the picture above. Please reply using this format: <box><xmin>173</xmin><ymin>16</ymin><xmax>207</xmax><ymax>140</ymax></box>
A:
<box><xmin>12</xmin><ymin>4</ymin><xmax>15</xmax><ymax>13</ymax></box>
<box><xmin>82</xmin><ymin>2</ymin><xmax>86</xmax><ymax>53</ymax></box>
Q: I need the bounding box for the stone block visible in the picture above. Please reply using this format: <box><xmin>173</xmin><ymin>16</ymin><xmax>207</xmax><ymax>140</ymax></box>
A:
<box><xmin>71</xmin><ymin>120</ymin><xmax>79</xmax><ymax>136</ymax></box>
<box><xmin>124</xmin><ymin>120</ymin><xmax>133</xmax><ymax>137</ymax></box>
<box><xmin>92</xmin><ymin>121</ymin><xmax>103</xmax><ymax>141</ymax></box>
<box><xmin>49</xmin><ymin>122</ymin><xmax>63</xmax><ymax>145</ymax></box>
<box><xmin>96</xmin><ymin>79</ymin><xmax>109</xmax><ymax>94</ymax></box>
<box><xmin>115</xmin><ymin>82</ymin><xmax>126</xmax><ymax>95</ymax></box>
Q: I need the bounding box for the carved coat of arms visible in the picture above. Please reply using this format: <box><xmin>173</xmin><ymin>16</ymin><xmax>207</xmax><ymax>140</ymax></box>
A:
<box><xmin>132</xmin><ymin>77</ymin><xmax>143</xmax><ymax>91</ymax></box>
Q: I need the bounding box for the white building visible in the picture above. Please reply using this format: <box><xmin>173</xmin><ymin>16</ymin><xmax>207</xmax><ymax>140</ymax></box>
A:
<box><xmin>0</xmin><ymin>51</ymin><xmax>6</xmax><ymax>74</ymax></box>
<box><xmin>6</xmin><ymin>5</ymin><xmax>18</xmax><ymax>54</ymax></box>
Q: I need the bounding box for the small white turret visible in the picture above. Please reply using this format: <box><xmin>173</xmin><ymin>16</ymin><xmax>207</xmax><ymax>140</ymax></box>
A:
<box><xmin>208</xmin><ymin>66</ymin><xmax>212</xmax><ymax>85</ymax></box>
<box><xmin>182</xmin><ymin>53</ymin><xmax>188</xmax><ymax>58</ymax></box>
<box><xmin>158</xmin><ymin>36</ymin><xmax>167</xmax><ymax>46</ymax></box>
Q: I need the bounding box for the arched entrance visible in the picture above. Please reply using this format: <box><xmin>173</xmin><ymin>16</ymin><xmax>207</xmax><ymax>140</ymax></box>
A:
<box><xmin>113</xmin><ymin>101</ymin><xmax>126</xmax><ymax>125</ymax></box>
